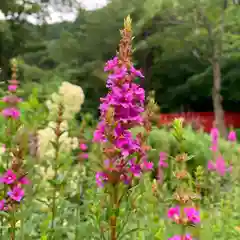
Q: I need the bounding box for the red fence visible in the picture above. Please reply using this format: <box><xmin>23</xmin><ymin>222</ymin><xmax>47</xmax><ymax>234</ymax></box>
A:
<box><xmin>159</xmin><ymin>112</ymin><xmax>240</xmax><ymax>132</ymax></box>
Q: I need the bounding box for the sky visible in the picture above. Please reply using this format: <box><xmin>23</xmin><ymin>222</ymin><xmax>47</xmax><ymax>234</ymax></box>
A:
<box><xmin>0</xmin><ymin>0</ymin><xmax>108</xmax><ymax>23</ymax></box>
<box><xmin>46</xmin><ymin>0</ymin><xmax>108</xmax><ymax>23</ymax></box>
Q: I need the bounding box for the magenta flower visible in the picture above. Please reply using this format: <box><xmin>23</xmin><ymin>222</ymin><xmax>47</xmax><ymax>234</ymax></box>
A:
<box><xmin>96</xmin><ymin>172</ymin><xmax>108</xmax><ymax>187</ymax></box>
<box><xmin>168</xmin><ymin>206</ymin><xmax>180</xmax><ymax>219</ymax></box>
<box><xmin>184</xmin><ymin>207</ymin><xmax>200</xmax><ymax>224</ymax></box>
<box><xmin>93</xmin><ymin>121</ymin><xmax>107</xmax><ymax>142</ymax></box>
<box><xmin>159</xmin><ymin>152</ymin><xmax>168</xmax><ymax>168</ymax></box>
<box><xmin>104</xmin><ymin>56</ymin><xmax>118</xmax><ymax>72</ymax></box>
<box><xmin>208</xmin><ymin>156</ymin><xmax>232</xmax><ymax>176</ymax></box>
<box><xmin>8</xmin><ymin>186</ymin><xmax>24</xmax><ymax>202</ymax></box>
<box><xmin>108</xmin><ymin>66</ymin><xmax>127</xmax><ymax>85</ymax></box>
<box><xmin>141</xmin><ymin>158</ymin><xmax>153</xmax><ymax>170</ymax></box>
<box><xmin>94</xmin><ymin>53</ymin><xmax>150</xmax><ymax>186</ymax></box>
<box><xmin>8</xmin><ymin>84</ymin><xmax>18</xmax><ymax>92</ymax></box>
<box><xmin>228</xmin><ymin>130</ymin><xmax>237</xmax><ymax>142</ymax></box>
<box><xmin>210</xmin><ymin>127</ymin><xmax>219</xmax><ymax>142</ymax></box>
<box><xmin>2</xmin><ymin>95</ymin><xmax>22</xmax><ymax>103</ymax></box>
<box><xmin>2</xmin><ymin>107</ymin><xmax>20</xmax><ymax>119</ymax></box>
<box><xmin>114</xmin><ymin>132</ymin><xmax>140</xmax><ymax>157</ymax></box>
<box><xmin>0</xmin><ymin>199</ymin><xmax>5</xmax><ymax>210</ymax></box>
<box><xmin>168</xmin><ymin>206</ymin><xmax>200</xmax><ymax>225</ymax></box>
<box><xmin>79</xmin><ymin>153</ymin><xmax>88</xmax><ymax>159</ymax></box>
<box><xmin>129</xmin><ymin>160</ymin><xmax>142</xmax><ymax>177</ymax></box>
<box><xmin>157</xmin><ymin>152</ymin><xmax>168</xmax><ymax>184</ymax></box>
<box><xmin>0</xmin><ymin>169</ymin><xmax>17</xmax><ymax>184</ymax></box>
<box><xmin>130</xmin><ymin>66</ymin><xmax>144</xmax><ymax>78</ymax></box>
<box><xmin>210</xmin><ymin>127</ymin><xmax>219</xmax><ymax>152</ymax></box>
<box><xmin>79</xmin><ymin>143</ymin><xmax>88</xmax><ymax>151</ymax></box>
<box><xmin>168</xmin><ymin>234</ymin><xmax>192</xmax><ymax>240</ymax></box>
<box><xmin>18</xmin><ymin>176</ymin><xmax>30</xmax><ymax>185</ymax></box>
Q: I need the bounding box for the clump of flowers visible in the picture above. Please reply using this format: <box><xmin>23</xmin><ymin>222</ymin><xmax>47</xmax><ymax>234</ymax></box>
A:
<box><xmin>0</xmin><ymin>168</ymin><xmax>30</xmax><ymax>208</ymax></box>
<box><xmin>94</xmin><ymin>16</ymin><xmax>152</xmax><ymax>188</ymax></box>
<box><xmin>168</xmin><ymin>206</ymin><xmax>200</xmax><ymax>225</ymax></box>
<box><xmin>35</xmin><ymin>81</ymin><xmax>84</xmax><ymax>236</ymax></box>
<box><xmin>93</xmin><ymin>16</ymin><xmax>153</xmax><ymax>239</ymax></box>
<box><xmin>46</xmin><ymin>81</ymin><xmax>84</xmax><ymax>120</ymax></box>
<box><xmin>37</xmin><ymin>81</ymin><xmax>83</xmax><ymax>160</ymax></box>
<box><xmin>37</xmin><ymin>121</ymin><xmax>78</xmax><ymax>160</ymax></box>
<box><xmin>207</xmin><ymin>127</ymin><xmax>232</xmax><ymax>176</ymax></box>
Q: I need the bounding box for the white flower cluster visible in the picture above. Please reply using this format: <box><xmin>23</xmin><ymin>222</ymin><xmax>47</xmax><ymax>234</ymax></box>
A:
<box><xmin>37</xmin><ymin>121</ymin><xmax>79</xmax><ymax>160</ymax></box>
<box><xmin>0</xmin><ymin>144</ymin><xmax>5</xmax><ymax>164</ymax></box>
<box><xmin>46</xmin><ymin>81</ymin><xmax>85</xmax><ymax>120</ymax></box>
<box><xmin>37</xmin><ymin>81</ymin><xmax>84</xmax><ymax>159</ymax></box>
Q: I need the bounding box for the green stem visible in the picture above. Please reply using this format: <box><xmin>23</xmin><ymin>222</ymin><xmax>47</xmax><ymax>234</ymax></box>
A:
<box><xmin>51</xmin><ymin>140</ymin><xmax>59</xmax><ymax>237</ymax></box>
<box><xmin>75</xmin><ymin>168</ymin><xmax>82</xmax><ymax>240</ymax></box>
<box><xmin>10</xmin><ymin>210</ymin><xmax>16</xmax><ymax>240</ymax></box>
<box><xmin>181</xmin><ymin>224</ymin><xmax>186</xmax><ymax>240</ymax></box>
<box><xmin>74</xmin><ymin>204</ymin><xmax>80</xmax><ymax>240</ymax></box>
<box><xmin>51</xmin><ymin>164</ymin><xmax>58</xmax><ymax>232</ymax></box>
<box><xmin>20</xmin><ymin>204</ymin><xmax>24</xmax><ymax>240</ymax></box>
<box><xmin>110</xmin><ymin>185</ymin><xmax>118</xmax><ymax>240</ymax></box>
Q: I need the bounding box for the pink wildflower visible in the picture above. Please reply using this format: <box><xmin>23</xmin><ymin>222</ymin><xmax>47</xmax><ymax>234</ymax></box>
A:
<box><xmin>228</xmin><ymin>130</ymin><xmax>237</xmax><ymax>142</ymax></box>
<box><xmin>141</xmin><ymin>158</ymin><xmax>153</xmax><ymax>170</ymax></box>
<box><xmin>210</xmin><ymin>127</ymin><xmax>219</xmax><ymax>142</ymax></box>
<box><xmin>207</xmin><ymin>156</ymin><xmax>232</xmax><ymax>176</ymax></box>
<box><xmin>168</xmin><ymin>206</ymin><xmax>180</xmax><ymax>220</ymax></box>
<box><xmin>129</xmin><ymin>159</ymin><xmax>142</xmax><ymax>177</ymax></box>
<box><xmin>18</xmin><ymin>176</ymin><xmax>30</xmax><ymax>185</ymax></box>
<box><xmin>8</xmin><ymin>186</ymin><xmax>24</xmax><ymax>202</ymax></box>
<box><xmin>159</xmin><ymin>152</ymin><xmax>168</xmax><ymax>168</ymax></box>
<box><xmin>96</xmin><ymin>172</ymin><xmax>108</xmax><ymax>187</ymax></box>
<box><xmin>104</xmin><ymin>56</ymin><xmax>118</xmax><ymax>72</ymax></box>
<box><xmin>8</xmin><ymin>85</ymin><xmax>18</xmax><ymax>92</ymax></box>
<box><xmin>94</xmin><ymin>22</ymin><xmax>149</xmax><ymax>187</ymax></box>
<box><xmin>79</xmin><ymin>153</ymin><xmax>88</xmax><ymax>159</ymax></box>
<box><xmin>2</xmin><ymin>107</ymin><xmax>20</xmax><ymax>119</ymax></box>
<box><xmin>157</xmin><ymin>152</ymin><xmax>168</xmax><ymax>184</ymax></box>
<box><xmin>184</xmin><ymin>207</ymin><xmax>200</xmax><ymax>224</ymax></box>
<box><xmin>0</xmin><ymin>169</ymin><xmax>17</xmax><ymax>184</ymax></box>
<box><xmin>210</xmin><ymin>127</ymin><xmax>219</xmax><ymax>152</ymax></box>
<box><xmin>79</xmin><ymin>143</ymin><xmax>88</xmax><ymax>151</ymax></box>
<box><xmin>168</xmin><ymin>235</ymin><xmax>192</xmax><ymax>240</ymax></box>
<box><xmin>130</xmin><ymin>66</ymin><xmax>144</xmax><ymax>78</ymax></box>
<box><xmin>2</xmin><ymin>95</ymin><xmax>22</xmax><ymax>103</ymax></box>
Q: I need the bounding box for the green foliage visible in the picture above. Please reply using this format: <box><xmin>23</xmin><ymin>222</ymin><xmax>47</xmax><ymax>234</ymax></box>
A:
<box><xmin>132</xmin><ymin>125</ymin><xmax>240</xmax><ymax>174</ymax></box>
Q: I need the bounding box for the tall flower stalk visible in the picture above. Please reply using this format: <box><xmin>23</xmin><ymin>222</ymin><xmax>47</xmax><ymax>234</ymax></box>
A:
<box><xmin>168</xmin><ymin>119</ymin><xmax>201</xmax><ymax>240</ymax></box>
<box><xmin>0</xmin><ymin>59</ymin><xmax>29</xmax><ymax>239</ymax></box>
<box><xmin>93</xmin><ymin>16</ymin><xmax>152</xmax><ymax>239</ymax></box>
<box><xmin>50</xmin><ymin>103</ymin><xmax>63</xmax><ymax>236</ymax></box>
<box><xmin>36</xmin><ymin>81</ymin><xmax>84</xmax><ymax>238</ymax></box>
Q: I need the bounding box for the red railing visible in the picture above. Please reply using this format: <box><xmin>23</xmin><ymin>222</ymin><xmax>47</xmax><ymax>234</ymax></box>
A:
<box><xmin>159</xmin><ymin>112</ymin><xmax>240</xmax><ymax>132</ymax></box>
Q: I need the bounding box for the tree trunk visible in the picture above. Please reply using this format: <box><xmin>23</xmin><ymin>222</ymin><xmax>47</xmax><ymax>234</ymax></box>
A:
<box><xmin>212</xmin><ymin>58</ymin><xmax>227</xmax><ymax>138</ymax></box>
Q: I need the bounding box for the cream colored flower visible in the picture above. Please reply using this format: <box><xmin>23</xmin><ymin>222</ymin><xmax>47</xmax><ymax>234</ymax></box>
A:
<box><xmin>46</xmin><ymin>81</ymin><xmax>84</xmax><ymax>121</ymax></box>
<box><xmin>71</xmin><ymin>137</ymin><xmax>79</xmax><ymax>150</ymax></box>
<box><xmin>46</xmin><ymin>166</ymin><xmax>55</xmax><ymax>179</ymax></box>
